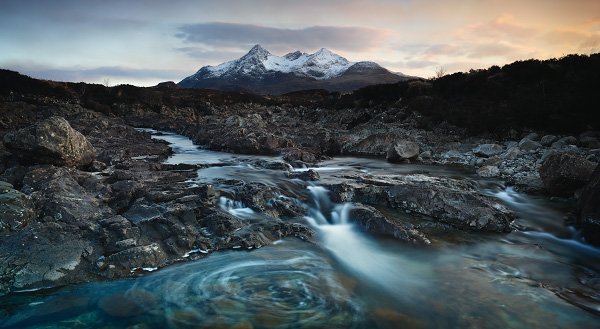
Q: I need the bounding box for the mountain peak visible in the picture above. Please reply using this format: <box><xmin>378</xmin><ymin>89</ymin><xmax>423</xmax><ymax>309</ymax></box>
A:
<box><xmin>178</xmin><ymin>45</ymin><xmax>411</xmax><ymax>93</ymax></box>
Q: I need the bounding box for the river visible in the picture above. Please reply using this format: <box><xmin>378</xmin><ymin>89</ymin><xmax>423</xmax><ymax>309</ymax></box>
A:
<box><xmin>1</xmin><ymin>130</ymin><xmax>599</xmax><ymax>328</ymax></box>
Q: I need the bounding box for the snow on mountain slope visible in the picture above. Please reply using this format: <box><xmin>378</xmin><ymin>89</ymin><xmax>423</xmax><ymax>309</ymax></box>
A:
<box><xmin>184</xmin><ymin>44</ymin><xmax>397</xmax><ymax>82</ymax></box>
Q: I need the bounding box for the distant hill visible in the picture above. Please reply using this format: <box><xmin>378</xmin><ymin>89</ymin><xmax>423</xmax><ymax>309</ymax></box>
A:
<box><xmin>178</xmin><ymin>44</ymin><xmax>413</xmax><ymax>94</ymax></box>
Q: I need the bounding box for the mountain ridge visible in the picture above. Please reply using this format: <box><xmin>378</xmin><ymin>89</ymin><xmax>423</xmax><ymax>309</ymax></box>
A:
<box><xmin>178</xmin><ymin>45</ymin><xmax>413</xmax><ymax>94</ymax></box>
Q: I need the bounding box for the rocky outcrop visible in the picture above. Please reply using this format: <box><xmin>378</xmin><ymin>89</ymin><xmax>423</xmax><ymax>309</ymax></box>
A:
<box><xmin>3</xmin><ymin>116</ymin><xmax>96</xmax><ymax>167</ymax></box>
<box><xmin>538</xmin><ymin>151</ymin><xmax>596</xmax><ymax>196</ymax></box>
<box><xmin>326</xmin><ymin>173</ymin><xmax>514</xmax><ymax>232</ymax></box>
<box><xmin>580</xmin><ymin>163</ymin><xmax>600</xmax><ymax>246</ymax></box>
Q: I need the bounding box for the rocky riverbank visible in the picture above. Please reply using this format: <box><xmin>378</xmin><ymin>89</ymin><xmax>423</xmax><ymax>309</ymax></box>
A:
<box><xmin>0</xmin><ymin>72</ymin><xmax>599</xmax><ymax>300</ymax></box>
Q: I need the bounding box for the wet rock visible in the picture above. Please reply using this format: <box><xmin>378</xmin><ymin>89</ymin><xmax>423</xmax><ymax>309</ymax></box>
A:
<box><xmin>473</xmin><ymin>144</ymin><xmax>503</xmax><ymax>158</ymax></box>
<box><xmin>350</xmin><ymin>203</ymin><xmax>430</xmax><ymax>244</ymax></box>
<box><xmin>327</xmin><ymin>174</ymin><xmax>514</xmax><ymax>232</ymax></box>
<box><xmin>538</xmin><ymin>151</ymin><xmax>596</xmax><ymax>196</ymax></box>
<box><xmin>100</xmin><ymin>243</ymin><xmax>168</xmax><ymax>275</ymax></box>
<box><xmin>0</xmin><ymin>180</ymin><xmax>35</xmax><ymax>231</ymax></box>
<box><xmin>518</xmin><ymin>138</ymin><xmax>542</xmax><ymax>152</ymax></box>
<box><xmin>283</xmin><ymin>149</ymin><xmax>319</xmax><ymax>167</ymax></box>
<box><xmin>3</xmin><ymin>116</ymin><xmax>96</xmax><ymax>167</ymax></box>
<box><xmin>0</xmin><ymin>223</ymin><xmax>97</xmax><ymax>294</ymax></box>
<box><xmin>386</xmin><ymin>140</ymin><xmax>419</xmax><ymax>163</ymax></box>
<box><xmin>98</xmin><ymin>288</ymin><xmax>159</xmax><ymax>317</ymax></box>
<box><xmin>580</xmin><ymin>163</ymin><xmax>600</xmax><ymax>246</ymax></box>
<box><xmin>476</xmin><ymin>165</ymin><xmax>500</xmax><ymax>178</ymax></box>
<box><xmin>540</xmin><ymin>135</ymin><xmax>557</xmax><ymax>147</ymax></box>
<box><xmin>286</xmin><ymin>169</ymin><xmax>320</xmax><ymax>181</ymax></box>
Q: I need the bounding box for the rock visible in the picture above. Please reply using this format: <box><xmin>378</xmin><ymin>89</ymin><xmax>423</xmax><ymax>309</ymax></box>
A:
<box><xmin>327</xmin><ymin>174</ymin><xmax>514</xmax><ymax>232</ymax></box>
<box><xmin>476</xmin><ymin>166</ymin><xmax>500</xmax><ymax>178</ymax></box>
<box><xmin>0</xmin><ymin>223</ymin><xmax>97</xmax><ymax>294</ymax></box>
<box><xmin>502</xmin><ymin>147</ymin><xmax>521</xmax><ymax>160</ymax></box>
<box><xmin>580</xmin><ymin>164</ymin><xmax>600</xmax><ymax>246</ymax></box>
<box><xmin>283</xmin><ymin>149</ymin><xmax>319</xmax><ymax>167</ymax></box>
<box><xmin>0</xmin><ymin>181</ymin><xmax>35</xmax><ymax>231</ymax></box>
<box><xmin>386</xmin><ymin>141</ymin><xmax>419</xmax><ymax>163</ymax></box>
<box><xmin>540</xmin><ymin>135</ymin><xmax>558</xmax><ymax>146</ymax></box>
<box><xmin>3</xmin><ymin>116</ymin><xmax>96</xmax><ymax>167</ymax></box>
<box><xmin>523</xmin><ymin>132</ymin><xmax>539</xmax><ymax>141</ymax></box>
<box><xmin>286</xmin><ymin>169</ymin><xmax>320</xmax><ymax>181</ymax></box>
<box><xmin>98</xmin><ymin>288</ymin><xmax>159</xmax><ymax>317</ymax></box>
<box><xmin>472</xmin><ymin>144</ymin><xmax>503</xmax><ymax>158</ymax></box>
<box><xmin>518</xmin><ymin>138</ymin><xmax>542</xmax><ymax>152</ymax></box>
<box><xmin>349</xmin><ymin>203</ymin><xmax>430</xmax><ymax>244</ymax></box>
<box><xmin>552</xmin><ymin>136</ymin><xmax>579</xmax><ymax>148</ymax></box>
<box><xmin>538</xmin><ymin>151</ymin><xmax>596</xmax><ymax>196</ymax></box>
<box><xmin>579</xmin><ymin>136</ymin><xmax>600</xmax><ymax>149</ymax></box>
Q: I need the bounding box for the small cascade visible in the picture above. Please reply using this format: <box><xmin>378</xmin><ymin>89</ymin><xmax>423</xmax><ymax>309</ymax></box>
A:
<box><xmin>303</xmin><ymin>185</ymin><xmax>428</xmax><ymax>300</ymax></box>
<box><xmin>218</xmin><ymin>196</ymin><xmax>256</xmax><ymax>219</ymax></box>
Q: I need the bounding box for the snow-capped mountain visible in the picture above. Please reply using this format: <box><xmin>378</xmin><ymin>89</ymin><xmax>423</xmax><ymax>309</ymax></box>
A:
<box><xmin>179</xmin><ymin>45</ymin><xmax>412</xmax><ymax>94</ymax></box>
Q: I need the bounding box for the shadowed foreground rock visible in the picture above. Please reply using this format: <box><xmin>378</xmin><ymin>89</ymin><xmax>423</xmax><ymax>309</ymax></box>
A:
<box><xmin>3</xmin><ymin>116</ymin><xmax>96</xmax><ymax>167</ymax></box>
<box><xmin>580</xmin><ymin>164</ymin><xmax>600</xmax><ymax>246</ymax></box>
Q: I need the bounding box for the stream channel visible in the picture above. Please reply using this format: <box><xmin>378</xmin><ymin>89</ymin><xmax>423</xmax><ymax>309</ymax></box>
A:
<box><xmin>1</xmin><ymin>130</ymin><xmax>600</xmax><ymax>328</ymax></box>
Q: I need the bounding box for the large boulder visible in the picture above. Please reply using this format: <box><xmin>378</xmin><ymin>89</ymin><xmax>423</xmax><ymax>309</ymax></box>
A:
<box><xmin>538</xmin><ymin>152</ymin><xmax>596</xmax><ymax>196</ymax></box>
<box><xmin>386</xmin><ymin>141</ymin><xmax>419</xmax><ymax>163</ymax></box>
<box><xmin>580</xmin><ymin>164</ymin><xmax>600</xmax><ymax>246</ymax></box>
<box><xmin>3</xmin><ymin>116</ymin><xmax>96</xmax><ymax>167</ymax></box>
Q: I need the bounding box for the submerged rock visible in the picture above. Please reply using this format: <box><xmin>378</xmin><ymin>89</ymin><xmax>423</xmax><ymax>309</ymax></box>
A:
<box><xmin>3</xmin><ymin>116</ymin><xmax>96</xmax><ymax>167</ymax></box>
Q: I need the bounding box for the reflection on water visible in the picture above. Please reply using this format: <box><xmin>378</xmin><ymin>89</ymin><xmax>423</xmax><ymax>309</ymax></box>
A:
<box><xmin>2</xmin><ymin>130</ymin><xmax>599</xmax><ymax>328</ymax></box>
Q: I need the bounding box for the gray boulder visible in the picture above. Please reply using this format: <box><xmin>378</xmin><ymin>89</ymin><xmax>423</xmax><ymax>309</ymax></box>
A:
<box><xmin>3</xmin><ymin>116</ymin><xmax>96</xmax><ymax>167</ymax></box>
<box><xmin>540</xmin><ymin>135</ymin><xmax>558</xmax><ymax>146</ymax></box>
<box><xmin>518</xmin><ymin>138</ymin><xmax>542</xmax><ymax>152</ymax></box>
<box><xmin>538</xmin><ymin>152</ymin><xmax>596</xmax><ymax>196</ymax></box>
<box><xmin>473</xmin><ymin>144</ymin><xmax>503</xmax><ymax>158</ymax></box>
<box><xmin>386</xmin><ymin>141</ymin><xmax>420</xmax><ymax>163</ymax></box>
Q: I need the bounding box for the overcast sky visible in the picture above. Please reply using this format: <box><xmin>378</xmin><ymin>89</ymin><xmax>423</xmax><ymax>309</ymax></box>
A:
<box><xmin>2</xmin><ymin>0</ymin><xmax>599</xmax><ymax>86</ymax></box>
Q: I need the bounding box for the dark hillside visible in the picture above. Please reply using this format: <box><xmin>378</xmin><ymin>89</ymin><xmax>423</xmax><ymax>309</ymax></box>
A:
<box><xmin>340</xmin><ymin>53</ymin><xmax>600</xmax><ymax>137</ymax></box>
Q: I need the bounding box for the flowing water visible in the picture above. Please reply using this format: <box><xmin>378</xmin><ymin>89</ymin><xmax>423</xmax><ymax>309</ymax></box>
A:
<box><xmin>1</xmin><ymin>130</ymin><xmax>600</xmax><ymax>328</ymax></box>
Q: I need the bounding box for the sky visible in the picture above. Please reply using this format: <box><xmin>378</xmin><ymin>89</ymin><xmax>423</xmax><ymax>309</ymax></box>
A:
<box><xmin>1</xmin><ymin>0</ymin><xmax>599</xmax><ymax>86</ymax></box>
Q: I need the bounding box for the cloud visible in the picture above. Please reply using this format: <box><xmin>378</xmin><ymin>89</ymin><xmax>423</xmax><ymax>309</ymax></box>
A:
<box><xmin>462</xmin><ymin>14</ymin><xmax>539</xmax><ymax>40</ymax></box>
<box><xmin>6</xmin><ymin>63</ymin><xmax>187</xmax><ymax>86</ymax></box>
<box><xmin>467</xmin><ymin>42</ymin><xmax>524</xmax><ymax>59</ymax></box>
<box><xmin>175</xmin><ymin>22</ymin><xmax>395</xmax><ymax>53</ymax></box>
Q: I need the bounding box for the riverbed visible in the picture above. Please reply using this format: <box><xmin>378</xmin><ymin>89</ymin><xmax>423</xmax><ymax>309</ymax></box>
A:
<box><xmin>1</xmin><ymin>130</ymin><xmax>599</xmax><ymax>329</ymax></box>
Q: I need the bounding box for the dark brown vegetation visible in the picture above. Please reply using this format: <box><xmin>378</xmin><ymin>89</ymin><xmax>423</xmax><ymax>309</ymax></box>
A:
<box><xmin>2</xmin><ymin>53</ymin><xmax>599</xmax><ymax>138</ymax></box>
